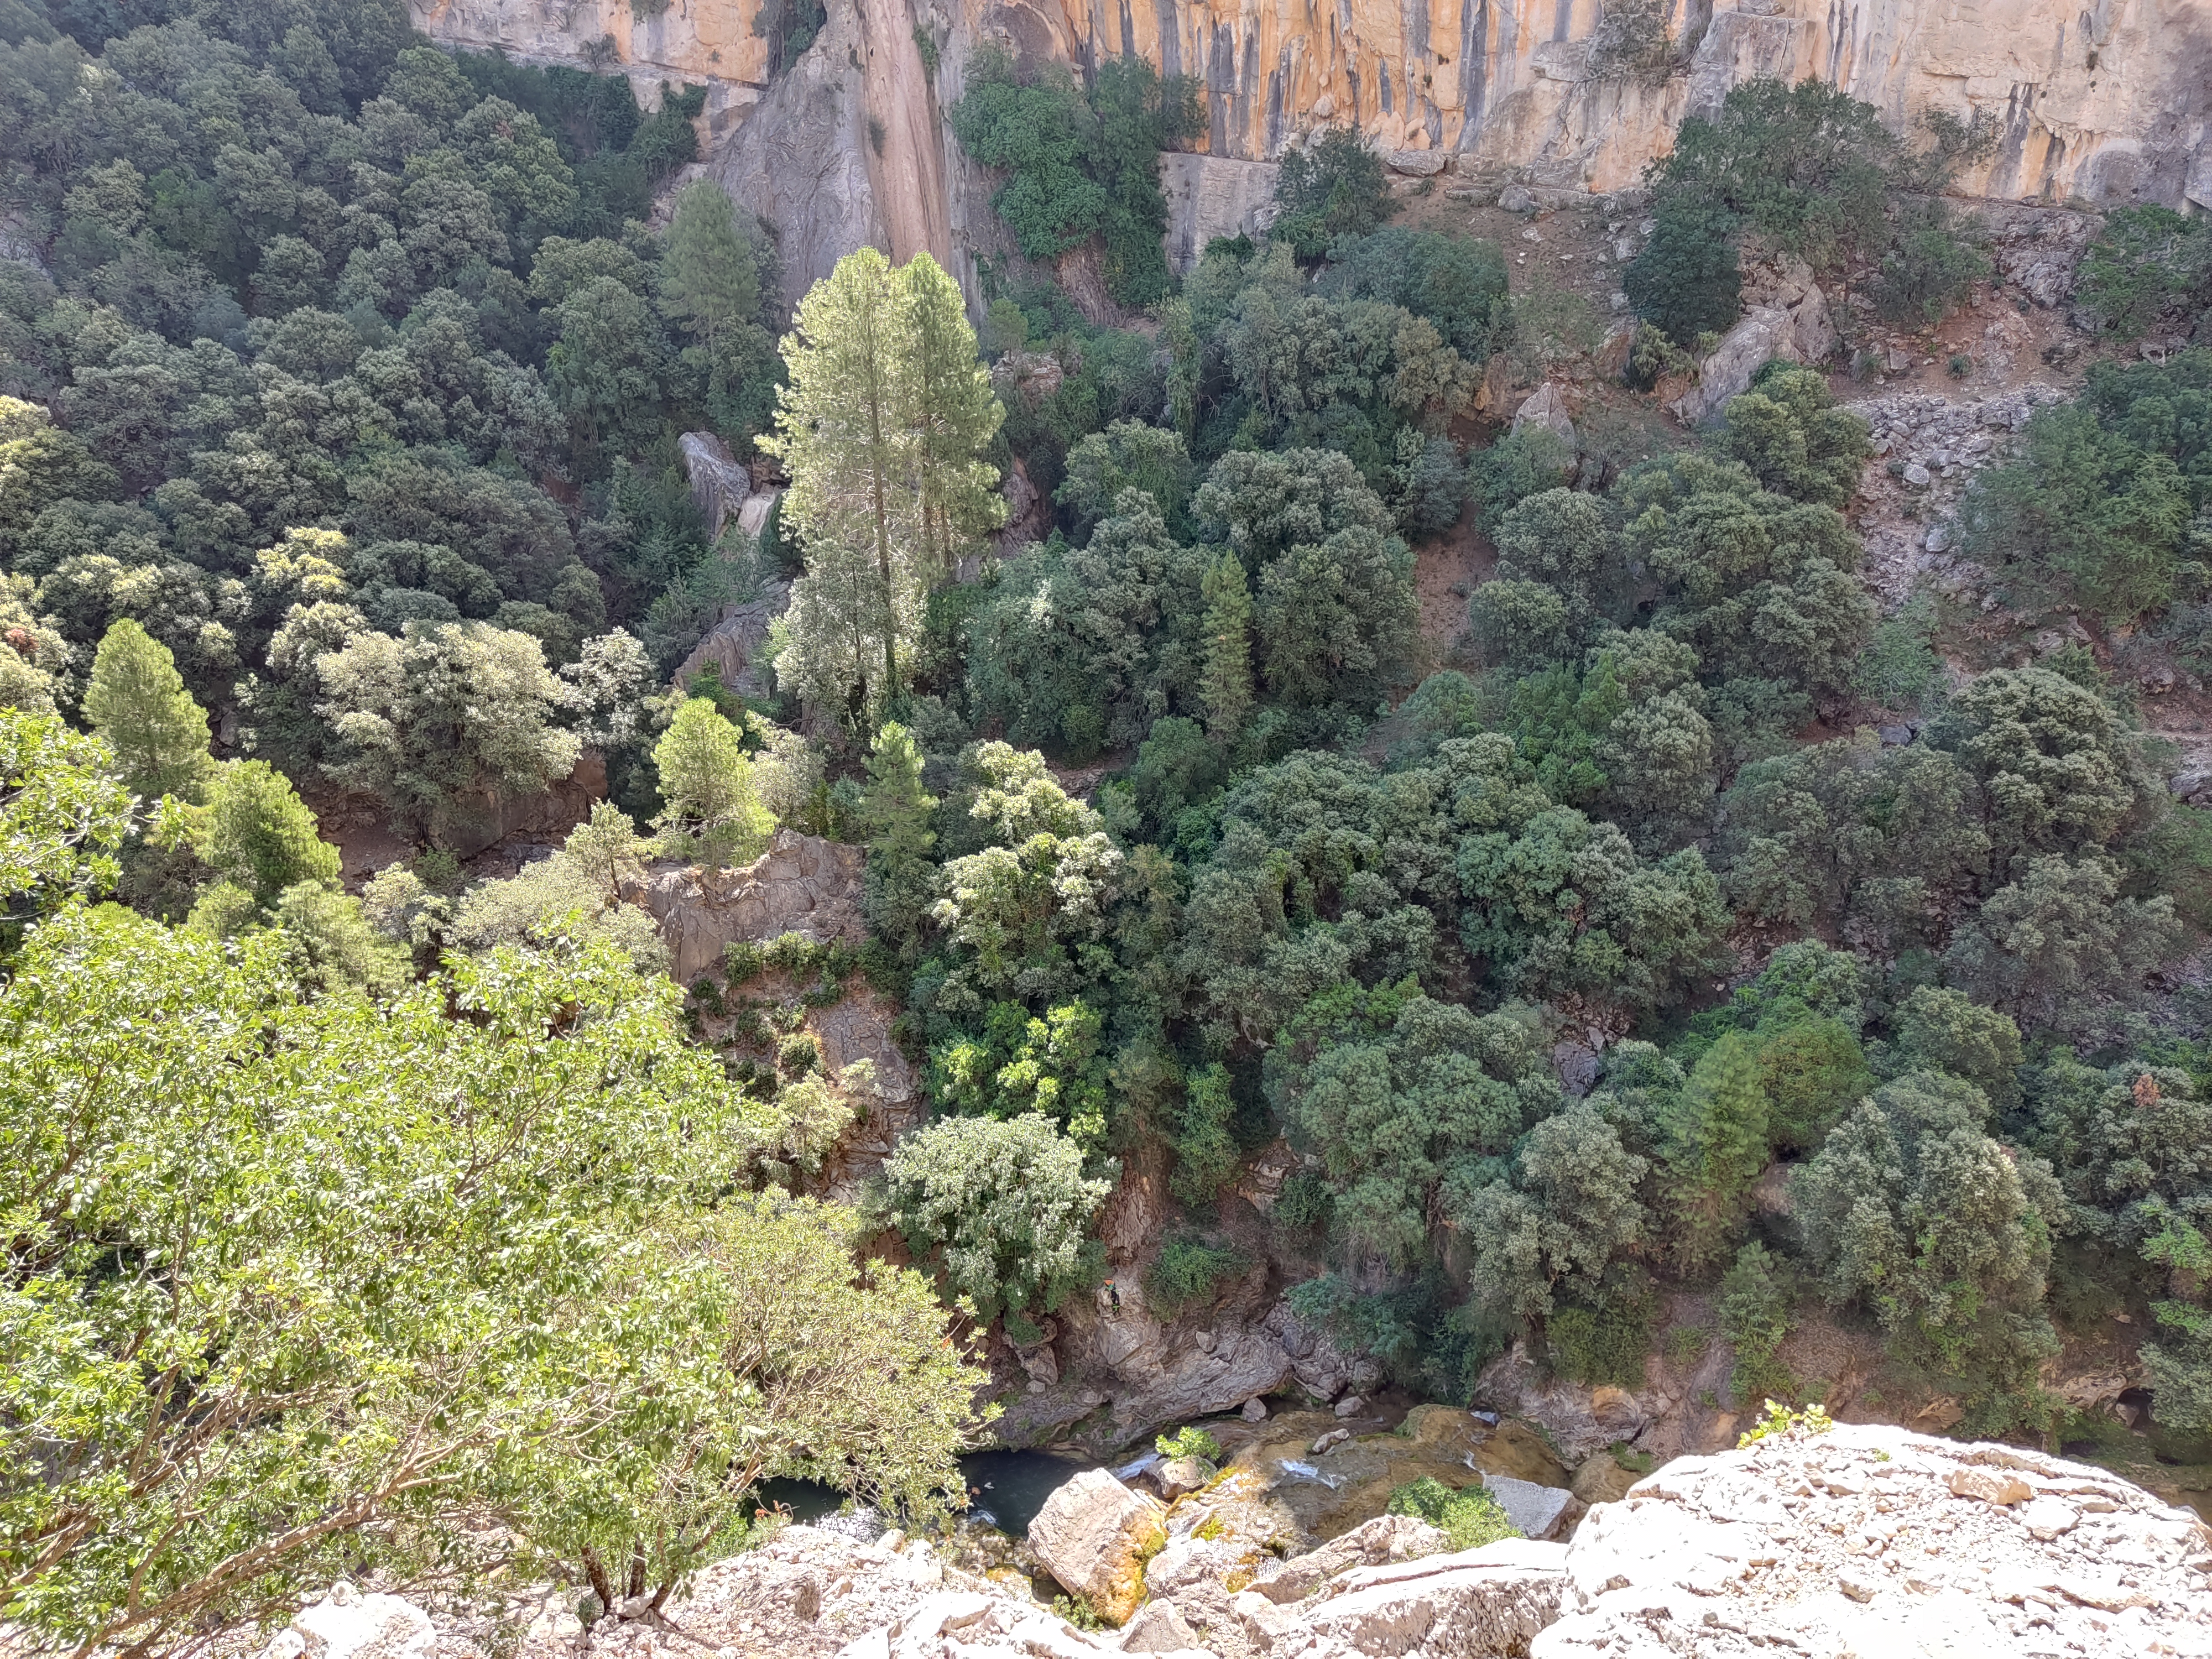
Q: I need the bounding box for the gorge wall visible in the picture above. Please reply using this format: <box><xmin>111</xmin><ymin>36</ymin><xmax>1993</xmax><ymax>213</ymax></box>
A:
<box><xmin>412</xmin><ymin>0</ymin><xmax>2212</xmax><ymax>309</ymax></box>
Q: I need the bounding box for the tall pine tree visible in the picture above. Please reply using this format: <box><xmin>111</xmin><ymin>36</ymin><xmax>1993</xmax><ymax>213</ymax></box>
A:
<box><xmin>83</xmin><ymin>619</ymin><xmax>216</xmax><ymax>805</ymax></box>
<box><xmin>763</xmin><ymin>249</ymin><xmax>1003</xmax><ymax>724</ymax></box>
<box><xmin>1198</xmin><ymin>550</ymin><xmax>1253</xmax><ymax>741</ymax></box>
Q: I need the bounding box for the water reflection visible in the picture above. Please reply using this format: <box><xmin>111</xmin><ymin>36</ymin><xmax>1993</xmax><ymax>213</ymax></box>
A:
<box><xmin>750</xmin><ymin>1449</ymin><xmax>1094</xmax><ymax>1541</ymax></box>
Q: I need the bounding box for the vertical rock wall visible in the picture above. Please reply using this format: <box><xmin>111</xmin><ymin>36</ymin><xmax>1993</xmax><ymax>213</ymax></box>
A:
<box><xmin>414</xmin><ymin>0</ymin><xmax>2212</xmax><ymax>314</ymax></box>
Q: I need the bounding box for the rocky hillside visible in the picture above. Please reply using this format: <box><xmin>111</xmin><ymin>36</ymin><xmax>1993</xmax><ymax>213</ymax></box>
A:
<box><xmin>408</xmin><ymin>0</ymin><xmax>2212</xmax><ymax>308</ymax></box>
<box><xmin>269</xmin><ymin>1420</ymin><xmax>2212</xmax><ymax>1659</ymax></box>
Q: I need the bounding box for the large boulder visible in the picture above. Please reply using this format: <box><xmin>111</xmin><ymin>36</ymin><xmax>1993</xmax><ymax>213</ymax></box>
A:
<box><xmin>670</xmin><ymin>578</ymin><xmax>791</xmax><ymax>703</ymax></box>
<box><xmin>1667</xmin><ymin>259</ymin><xmax>1837</xmax><ymax>426</ymax></box>
<box><xmin>1027</xmin><ymin>1468</ymin><xmax>1168</xmax><ymax>1626</ymax></box>
<box><xmin>1293</xmin><ymin>1540</ymin><xmax>1569</xmax><ymax>1658</ymax></box>
<box><xmin>677</xmin><ymin>431</ymin><xmax>754</xmax><ymax>540</ymax></box>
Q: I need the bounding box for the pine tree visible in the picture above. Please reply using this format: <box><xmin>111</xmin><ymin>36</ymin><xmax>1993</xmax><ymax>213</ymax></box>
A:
<box><xmin>1661</xmin><ymin>1030</ymin><xmax>1772</xmax><ymax>1274</ymax></box>
<box><xmin>858</xmin><ymin>719</ymin><xmax>937</xmax><ymax>952</ymax></box>
<box><xmin>82</xmin><ymin>619</ymin><xmax>216</xmax><ymax>804</ymax></box>
<box><xmin>200</xmin><ymin>760</ymin><xmax>341</xmax><ymax>906</ymax></box>
<box><xmin>901</xmin><ymin>253</ymin><xmax>1006</xmax><ymax>576</ymax></box>
<box><xmin>1198</xmin><ymin>550</ymin><xmax>1254</xmax><ymax>741</ymax></box>
<box><xmin>761</xmin><ymin>249</ymin><xmax>1003</xmax><ymax>723</ymax></box>
<box><xmin>761</xmin><ymin>247</ymin><xmax>916</xmax><ymax>714</ymax></box>
<box><xmin>656</xmin><ymin>181</ymin><xmax>760</xmax><ymax>351</ymax></box>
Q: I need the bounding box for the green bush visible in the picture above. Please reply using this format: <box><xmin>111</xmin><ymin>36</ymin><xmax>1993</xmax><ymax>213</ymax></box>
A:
<box><xmin>1718</xmin><ymin>1241</ymin><xmax>1800</xmax><ymax>1406</ymax></box>
<box><xmin>1272</xmin><ymin>127</ymin><xmax>1390</xmax><ymax>259</ymax></box>
<box><xmin>1386</xmin><ymin>1477</ymin><xmax>1521</xmax><ymax>1549</ymax></box>
<box><xmin>1145</xmin><ymin>1233</ymin><xmax>1253</xmax><ymax>1317</ymax></box>
<box><xmin>1546</xmin><ymin>1299</ymin><xmax>1655</xmax><ymax>1386</ymax></box>
<box><xmin>1624</xmin><ymin>201</ymin><xmax>1743</xmax><ymax>347</ymax></box>
<box><xmin>1156</xmin><ymin>1425</ymin><xmax>1223</xmax><ymax>1462</ymax></box>
<box><xmin>1870</xmin><ymin>198</ymin><xmax>1990</xmax><ymax>325</ymax></box>
<box><xmin>2077</xmin><ymin>205</ymin><xmax>2212</xmax><ymax>340</ymax></box>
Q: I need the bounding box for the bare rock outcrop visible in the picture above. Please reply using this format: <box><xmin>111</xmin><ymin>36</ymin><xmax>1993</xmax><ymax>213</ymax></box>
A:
<box><xmin>621</xmin><ymin>830</ymin><xmax>865</xmax><ymax>984</ymax></box>
<box><xmin>1667</xmin><ymin>259</ymin><xmax>1837</xmax><ymax>426</ymax></box>
<box><xmin>1530</xmin><ymin>1422</ymin><xmax>2212</xmax><ymax>1657</ymax></box>
<box><xmin>670</xmin><ymin>580</ymin><xmax>791</xmax><ymax>702</ymax></box>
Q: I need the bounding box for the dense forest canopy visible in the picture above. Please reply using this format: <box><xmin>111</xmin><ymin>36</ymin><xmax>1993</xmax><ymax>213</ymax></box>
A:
<box><xmin>4</xmin><ymin>1</ymin><xmax>2212</xmax><ymax>1645</ymax></box>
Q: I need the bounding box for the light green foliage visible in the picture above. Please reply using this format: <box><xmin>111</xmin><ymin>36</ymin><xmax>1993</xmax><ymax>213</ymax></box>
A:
<box><xmin>1386</xmin><ymin>1477</ymin><xmax>1519</xmax><ymax>1550</ymax></box>
<box><xmin>451</xmin><ymin>802</ymin><xmax>667</xmax><ymax>971</ymax></box>
<box><xmin>1960</xmin><ymin>353</ymin><xmax>2211</xmax><ymax>625</ymax></box>
<box><xmin>1453</xmin><ymin>1102</ymin><xmax>1650</xmax><ymax>1322</ymax></box>
<box><xmin>1272</xmin><ymin>127</ymin><xmax>1391</xmax><ymax>260</ymax></box>
<box><xmin>0</xmin><ymin>574</ymin><xmax>72</xmax><ymax>714</ymax></box>
<box><xmin>765</xmin><ymin>248</ymin><xmax>1004</xmax><ymax>719</ymax></box>
<box><xmin>1714</xmin><ymin>367</ymin><xmax>1872</xmax><ymax>511</ymax></box>
<box><xmin>317</xmin><ymin>622</ymin><xmax>583</xmax><ymax>845</ymax></box>
<box><xmin>1719</xmin><ymin>1241</ymin><xmax>1800</xmax><ymax>1406</ymax></box>
<box><xmin>269</xmin><ymin>879</ymin><xmax>410</xmax><ymax>993</ymax></box>
<box><xmin>879</xmin><ymin>1111</ymin><xmax>1112</xmax><ymax>1323</ymax></box>
<box><xmin>1854</xmin><ymin>593</ymin><xmax>1947</xmax><ymax>713</ymax></box>
<box><xmin>2076</xmin><ymin>206</ymin><xmax>2212</xmax><ymax>340</ymax></box>
<box><xmin>1156</xmin><ymin>1426</ymin><xmax>1222</xmax><ymax>1463</ymax></box>
<box><xmin>657</xmin><ymin>181</ymin><xmax>761</xmax><ymax>348</ymax></box>
<box><xmin>1057</xmin><ymin>420</ymin><xmax>1196</xmax><ymax>543</ymax></box>
<box><xmin>1736</xmin><ymin>1400</ymin><xmax>1833</xmax><ymax>1447</ymax></box>
<box><xmin>1943</xmin><ymin>853</ymin><xmax>2182</xmax><ymax>1029</ymax></box>
<box><xmin>1796</xmin><ymin>1071</ymin><xmax>2060</xmax><ymax>1404</ymax></box>
<box><xmin>0</xmin><ymin>709</ymin><xmax>131</xmax><ymax>922</ymax></box>
<box><xmin>1272</xmin><ymin>984</ymin><xmax>1562</xmax><ymax>1268</ymax></box>
<box><xmin>925</xmin><ymin>743</ymin><xmax>1121</xmax><ymax>1011</ymax></box>
<box><xmin>0</xmin><ymin>905</ymin><xmax>983</xmax><ymax>1652</ymax></box>
<box><xmin>1721</xmin><ymin>728</ymin><xmax>1987</xmax><ymax>940</ymax></box>
<box><xmin>651</xmin><ymin>697</ymin><xmax>775</xmax><ymax>864</ymax></box>
<box><xmin>82</xmin><ymin>619</ymin><xmax>215</xmax><ymax>805</ymax></box>
<box><xmin>930</xmin><ymin>997</ymin><xmax>1112</xmax><ymax>1152</ymax></box>
<box><xmin>194</xmin><ymin>759</ymin><xmax>341</xmax><ymax>908</ymax></box>
<box><xmin>1165</xmin><ymin>1061</ymin><xmax>1241</xmax><ymax>1204</ymax></box>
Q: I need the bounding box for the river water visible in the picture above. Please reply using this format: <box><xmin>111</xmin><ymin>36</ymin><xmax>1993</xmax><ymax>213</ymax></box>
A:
<box><xmin>753</xmin><ymin>1448</ymin><xmax>1095</xmax><ymax>1541</ymax></box>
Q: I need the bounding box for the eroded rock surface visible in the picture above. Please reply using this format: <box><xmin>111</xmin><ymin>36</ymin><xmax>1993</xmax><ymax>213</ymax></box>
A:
<box><xmin>1026</xmin><ymin>1469</ymin><xmax>1166</xmax><ymax>1625</ymax></box>
<box><xmin>1531</xmin><ymin>1424</ymin><xmax>2212</xmax><ymax>1657</ymax></box>
<box><xmin>622</xmin><ymin>830</ymin><xmax>865</xmax><ymax>984</ymax></box>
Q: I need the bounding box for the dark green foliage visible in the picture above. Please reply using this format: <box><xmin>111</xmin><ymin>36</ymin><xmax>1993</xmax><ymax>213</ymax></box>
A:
<box><xmin>1272</xmin><ymin>127</ymin><xmax>1390</xmax><ymax>260</ymax></box>
<box><xmin>1546</xmin><ymin>1296</ymin><xmax>1655</xmax><ymax>1387</ymax></box>
<box><xmin>949</xmin><ymin>49</ymin><xmax>1198</xmax><ymax>309</ymax></box>
<box><xmin>1318</xmin><ymin>228</ymin><xmax>1509</xmax><ymax>357</ymax></box>
<box><xmin>2076</xmin><ymin>206</ymin><xmax>2212</xmax><ymax>341</ymax></box>
<box><xmin>1715</xmin><ymin>367</ymin><xmax>1872</xmax><ymax>510</ymax></box>
<box><xmin>1960</xmin><ymin>351</ymin><xmax>2212</xmax><ymax>625</ymax></box>
<box><xmin>1719</xmin><ymin>1241</ymin><xmax>1800</xmax><ymax>1405</ymax></box>
<box><xmin>1624</xmin><ymin>202</ymin><xmax>1741</xmax><ymax>348</ymax></box>
<box><xmin>1796</xmin><ymin>1070</ymin><xmax>2062</xmax><ymax>1425</ymax></box>
<box><xmin>1167</xmin><ymin>1061</ymin><xmax>1240</xmax><ymax>1204</ymax></box>
<box><xmin>1871</xmin><ymin>198</ymin><xmax>1990</xmax><ymax>326</ymax></box>
<box><xmin>1467</xmin><ymin>428</ymin><xmax>1574</xmax><ymax>534</ymax></box>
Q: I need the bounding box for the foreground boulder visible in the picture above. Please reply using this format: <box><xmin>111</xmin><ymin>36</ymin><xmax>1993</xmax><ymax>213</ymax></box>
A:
<box><xmin>1532</xmin><ymin>1422</ymin><xmax>2212</xmax><ymax>1657</ymax></box>
<box><xmin>1027</xmin><ymin>1468</ymin><xmax>1168</xmax><ymax>1625</ymax></box>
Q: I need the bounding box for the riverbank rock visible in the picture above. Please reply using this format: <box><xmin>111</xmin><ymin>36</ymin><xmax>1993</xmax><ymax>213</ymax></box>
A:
<box><xmin>1027</xmin><ymin>1469</ymin><xmax>1167</xmax><ymax>1625</ymax></box>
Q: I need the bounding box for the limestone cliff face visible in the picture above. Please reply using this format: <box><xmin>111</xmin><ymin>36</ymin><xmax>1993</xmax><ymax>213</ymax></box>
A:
<box><xmin>415</xmin><ymin>0</ymin><xmax>2212</xmax><ymax>263</ymax></box>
